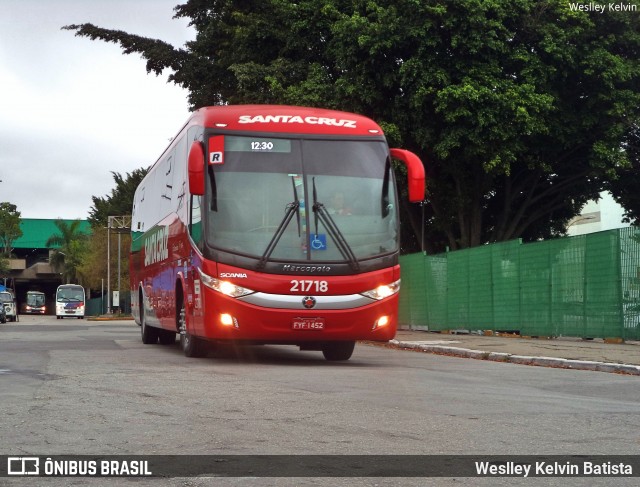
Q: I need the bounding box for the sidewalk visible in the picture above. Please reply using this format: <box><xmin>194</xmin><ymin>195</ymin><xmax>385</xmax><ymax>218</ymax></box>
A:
<box><xmin>380</xmin><ymin>328</ymin><xmax>640</xmax><ymax>376</ymax></box>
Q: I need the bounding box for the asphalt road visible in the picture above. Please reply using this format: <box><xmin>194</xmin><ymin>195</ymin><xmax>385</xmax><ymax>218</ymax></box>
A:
<box><xmin>1</xmin><ymin>315</ymin><xmax>638</xmax><ymax>486</ymax></box>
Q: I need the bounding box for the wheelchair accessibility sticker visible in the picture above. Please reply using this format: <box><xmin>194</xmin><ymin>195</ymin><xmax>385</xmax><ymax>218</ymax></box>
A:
<box><xmin>310</xmin><ymin>234</ymin><xmax>327</xmax><ymax>251</ymax></box>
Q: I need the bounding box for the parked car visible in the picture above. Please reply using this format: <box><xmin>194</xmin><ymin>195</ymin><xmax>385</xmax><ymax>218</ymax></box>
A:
<box><xmin>0</xmin><ymin>291</ymin><xmax>18</xmax><ymax>322</ymax></box>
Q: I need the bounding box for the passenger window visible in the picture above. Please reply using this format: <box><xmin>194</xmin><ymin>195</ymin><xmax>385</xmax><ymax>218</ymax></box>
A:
<box><xmin>190</xmin><ymin>195</ymin><xmax>203</xmax><ymax>251</ymax></box>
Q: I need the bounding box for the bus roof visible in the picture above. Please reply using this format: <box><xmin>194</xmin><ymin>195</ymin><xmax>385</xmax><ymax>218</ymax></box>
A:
<box><xmin>189</xmin><ymin>105</ymin><xmax>384</xmax><ymax>137</ymax></box>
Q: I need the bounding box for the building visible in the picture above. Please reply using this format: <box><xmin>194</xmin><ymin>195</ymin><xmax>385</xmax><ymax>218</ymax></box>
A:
<box><xmin>566</xmin><ymin>191</ymin><xmax>629</xmax><ymax>236</ymax></box>
<box><xmin>4</xmin><ymin>219</ymin><xmax>91</xmax><ymax>312</ymax></box>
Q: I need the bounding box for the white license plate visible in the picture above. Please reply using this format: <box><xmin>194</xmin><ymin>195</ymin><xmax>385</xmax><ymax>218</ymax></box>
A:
<box><xmin>292</xmin><ymin>318</ymin><xmax>325</xmax><ymax>330</ymax></box>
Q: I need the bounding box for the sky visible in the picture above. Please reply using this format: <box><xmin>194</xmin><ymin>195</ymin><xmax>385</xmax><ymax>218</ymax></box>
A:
<box><xmin>0</xmin><ymin>0</ymin><xmax>195</xmax><ymax>219</ymax></box>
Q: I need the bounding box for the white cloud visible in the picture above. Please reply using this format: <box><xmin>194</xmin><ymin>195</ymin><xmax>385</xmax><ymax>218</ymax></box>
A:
<box><xmin>0</xmin><ymin>0</ymin><xmax>195</xmax><ymax>219</ymax></box>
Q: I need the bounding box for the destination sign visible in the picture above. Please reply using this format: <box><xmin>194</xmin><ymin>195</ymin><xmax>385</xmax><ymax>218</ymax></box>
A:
<box><xmin>225</xmin><ymin>136</ymin><xmax>291</xmax><ymax>153</ymax></box>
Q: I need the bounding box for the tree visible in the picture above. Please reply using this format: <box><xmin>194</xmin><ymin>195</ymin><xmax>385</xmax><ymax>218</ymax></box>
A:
<box><xmin>608</xmin><ymin>123</ymin><xmax>640</xmax><ymax>224</ymax></box>
<box><xmin>0</xmin><ymin>256</ymin><xmax>9</xmax><ymax>276</ymax></box>
<box><xmin>88</xmin><ymin>169</ymin><xmax>148</xmax><ymax>227</ymax></box>
<box><xmin>81</xmin><ymin>170</ymin><xmax>146</xmax><ymax>292</ymax></box>
<box><xmin>0</xmin><ymin>202</ymin><xmax>22</xmax><ymax>257</ymax></box>
<box><xmin>45</xmin><ymin>220</ymin><xmax>90</xmax><ymax>284</ymax></box>
<box><xmin>80</xmin><ymin>225</ymin><xmax>132</xmax><ymax>295</ymax></box>
<box><xmin>64</xmin><ymin>0</ymin><xmax>640</xmax><ymax>253</ymax></box>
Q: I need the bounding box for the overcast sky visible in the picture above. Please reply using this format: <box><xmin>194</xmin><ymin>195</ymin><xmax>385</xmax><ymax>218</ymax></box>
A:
<box><xmin>0</xmin><ymin>1</ymin><xmax>195</xmax><ymax>219</ymax></box>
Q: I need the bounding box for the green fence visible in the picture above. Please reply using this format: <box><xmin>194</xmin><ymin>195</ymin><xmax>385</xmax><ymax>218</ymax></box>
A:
<box><xmin>399</xmin><ymin>227</ymin><xmax>640</xmax><ymax>340</ymax></box>
<box><xmin>85</xmin><ymin>293</ymin><xmax>131</xmax><ymax>316</ymax></box>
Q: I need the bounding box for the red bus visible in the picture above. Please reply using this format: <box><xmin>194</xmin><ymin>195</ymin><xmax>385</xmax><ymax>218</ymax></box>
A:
<box><xmin>130</xmin><ymin>105</ymin><xmax>425</xmax><ymax>360</ymax></box>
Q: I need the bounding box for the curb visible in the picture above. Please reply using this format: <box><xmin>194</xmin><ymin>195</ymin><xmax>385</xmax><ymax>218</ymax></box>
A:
<box><xmin>388</xmin><ymin>340</ymin><xmax>640</xmax><ymax>376</ymax></box>
<box><xmin>87</xmin><ymin>316</ymin><xmax>135</xmax><ymax>322</ymax></box>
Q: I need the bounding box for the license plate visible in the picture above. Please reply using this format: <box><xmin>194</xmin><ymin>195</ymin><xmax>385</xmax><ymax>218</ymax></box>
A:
<box><xmin>292</xmin><ymin>318</ymin><xmax>325</xmax><ymax>330</ymax></box>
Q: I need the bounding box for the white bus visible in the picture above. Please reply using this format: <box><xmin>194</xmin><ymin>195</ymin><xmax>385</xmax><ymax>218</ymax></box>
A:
<box><xmin>55</xmin><ymin>284</ymin><xmax>86</xmax><ymax>319</ymax></box>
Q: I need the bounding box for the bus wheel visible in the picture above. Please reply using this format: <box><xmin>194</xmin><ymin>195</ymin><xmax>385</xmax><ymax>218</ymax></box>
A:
<box><xmin>141</xmin><ymin>308</ymin><xmax>159</xmax><ymax>344</ymax></box>
<box><xmin>158</xmin><ymin>329</ymin><xmax>176</xmax><ymax>345</ymax></box>
<box><xmin>180</xmin><ymin>333</ymin><xmax>208</xmax><ymax>358</ymax></box>
<box><xmin>177</xmin><ymin>298</ymin><xmax>207</xmax><ymax>358</ymax></box>
<box><xmin>322</xmin><ymin>341</ymin><xmax>356</xmax><ymax>361</ymax></box>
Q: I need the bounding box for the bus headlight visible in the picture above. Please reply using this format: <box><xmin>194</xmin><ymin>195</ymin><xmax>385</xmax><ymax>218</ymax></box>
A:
<box><xmin>373</xmin><ymin>315</ymin><xmax>390</xmax><ymax>330</ymax></box>
<box><xmin>198</xmin><ymin>268</ymin><xmax>255</xmax><ymax>298</ymax></box>
<box><xmin>360</xmin><ymin>279</ymin><xmax>401</xmax><ymax>300</ymax></box>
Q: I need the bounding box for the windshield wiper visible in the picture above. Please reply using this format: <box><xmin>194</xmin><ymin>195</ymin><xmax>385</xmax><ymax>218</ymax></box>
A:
<box><xmin>291</xmin><ymin>175</ymin><xmax>301</xmax><ymax>238</ymax></box>
<box><xmin>312</xmin><ymin>177</ymin><xmax>360</xmax><ymax>272</ymax></box>
<box><xmin>256</xmin><ymin>177</ymin><xmax>301</xmax><ymax>270</ymax></box>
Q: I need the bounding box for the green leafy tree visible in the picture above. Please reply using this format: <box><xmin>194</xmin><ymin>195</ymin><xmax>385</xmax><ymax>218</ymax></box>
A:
<box><xmin>608</xmin><ymin>123</ymin><xmax>640</xmax><ymax>224</ymax></box>
<box><xmin>65</xmin><ymin>0</ymin><xmax>640</xmax><ymax>252</ymax></box>
<box><xmin>0</xmin><ymin>256</ymin><xmax>9</xmax><ymax>276</ymax></box>
<box><xmin>88</xmin><ymin>169</ymin><xmax>148</xmax><ymax>227</ymax></box>
<box><xmin>46</xmin><ymin>220</ymin><xmax>90</xmax><ymax>284</ymax></box>
<box><xmin>0</xmin><ymin>202</ymin><xmax>23</xmax><ymax>257</ymax></box>
<box><xmin>82</xmin><ymin>170</ymin><xmax>146</xmax><ymax>291</ymax></box>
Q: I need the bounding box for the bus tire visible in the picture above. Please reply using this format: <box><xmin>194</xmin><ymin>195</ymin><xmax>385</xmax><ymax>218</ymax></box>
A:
<box><xmin>177</xmin><ymin>294</ymin><xmax>207</xmax><ymax>358</ymax></box>
<box><xmin>322</xmin><ymin>341</ymin><xmax>356</xmax><ymax>361</ymax></box>
<box><xmin>141</xmin><ymin>308</ymin><xmax>158</xmax><ymax>344</ymax></box>
<box><xmin>180</xmin><ymin>332</ymin><xmax>208</xmax><ymax>358</ymax></box>
<box><xmin>159</xmin><ymin>329</ymin><xmax>176</xmax><ymax>345</ymax></box>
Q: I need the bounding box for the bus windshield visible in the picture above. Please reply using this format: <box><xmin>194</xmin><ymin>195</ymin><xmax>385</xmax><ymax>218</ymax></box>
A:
<box><xmin>206</xmin><ymin>136</ymin><xmax>398</xmax><ymax>265</ymax></box>
<box><xmin>56</xmin><ymin>286</ymin><xmax>84</xmax><ymax>302</ymax></box>
<box><xmin>27</xmin><ymin>292</ymin><xmax>45</xmax><ymax>307</ymax></box>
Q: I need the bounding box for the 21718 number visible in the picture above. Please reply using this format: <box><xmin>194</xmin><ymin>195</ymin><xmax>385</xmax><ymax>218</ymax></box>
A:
<box><xmin>290</xmin><ymin>280</ymin><xmax>328</xmax><ymax>293</ymax></box>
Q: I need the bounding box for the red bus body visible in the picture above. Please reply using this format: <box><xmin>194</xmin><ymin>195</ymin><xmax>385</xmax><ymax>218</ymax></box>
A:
<box><xmin>130</xmin><ymin>105</ymin><xmax>424</xmax><ymax>360</ymax></box>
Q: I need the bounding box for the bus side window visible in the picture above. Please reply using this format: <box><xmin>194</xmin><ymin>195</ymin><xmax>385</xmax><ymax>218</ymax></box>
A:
<box><xmin>190</xmin><ymin>195</ymin><xmax>203</xmax><ymax>251</ymax></box>
<box><xmin>187</xmin><ymin>124</ymin><xmax>205</xmax><ymax>242</ymax></box>
<box><xmin>160</xmin><ymin>151</ymin><xmax>174</xmax><ymax>216</ymax></box>
<box><xmin>132</xmin><ymin>186</ymin><xmax>145</xmax><ymax>232</ymax></box>
<box><xmin>172</xmin><ymin>135</ymin><xmax>188</xmax><ymax>213</ymax></box>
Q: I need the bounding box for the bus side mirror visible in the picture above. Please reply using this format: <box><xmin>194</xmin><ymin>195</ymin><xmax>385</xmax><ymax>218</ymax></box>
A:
<box><xmin>188</xmin><ymin>141</ymin><xmax>205</xmax><ymax>196</ymax></box>
<box><xmin>390</xmin><ymin>148</ymin><xmax>426</xmax><ymax>203</ymax></box>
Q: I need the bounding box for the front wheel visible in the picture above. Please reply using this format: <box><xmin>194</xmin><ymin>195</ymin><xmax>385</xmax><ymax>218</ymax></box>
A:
<box><xmin>321</xmin><ymin>341</ymin><xmax>356</xmax><ymax>361</ymax></box>
<box><xmin>177</xmin><ymin>294</ymin><xmax>208</xmax><ymax>358</ymax></box>
<box><xmin>140</xmin><ymin>307</ymin><xmax>158</xmax><ymax>344</ymax></box>
<box><xmin>180</xmin><ymin>332</ymin><xmax>209</xmax><ymax>358</ymax></box>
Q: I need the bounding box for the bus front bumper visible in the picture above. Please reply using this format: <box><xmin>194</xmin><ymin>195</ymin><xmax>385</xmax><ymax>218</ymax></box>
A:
<box><xmin>196</xmin><ymin>291</ymin><xmax>399</xmax><ymax>343</ymax></box>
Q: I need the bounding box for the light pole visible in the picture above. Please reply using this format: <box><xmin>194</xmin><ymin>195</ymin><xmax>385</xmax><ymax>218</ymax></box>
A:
<box><xmin>107</xmin><ymin>216</ymin><xmax>132</xmax><ymax>314</ymax></box>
